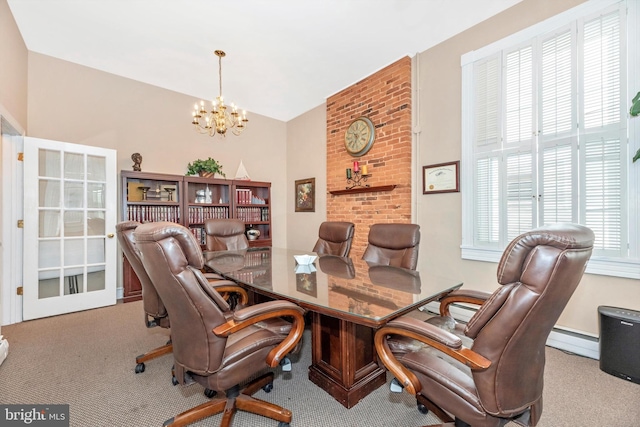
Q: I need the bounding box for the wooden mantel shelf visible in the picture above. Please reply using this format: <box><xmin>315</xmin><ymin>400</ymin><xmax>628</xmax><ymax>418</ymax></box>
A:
<box><xmin>329</xmin><ymin>185</ymin><xmax>397</xmax><ymax>195</ymax></box>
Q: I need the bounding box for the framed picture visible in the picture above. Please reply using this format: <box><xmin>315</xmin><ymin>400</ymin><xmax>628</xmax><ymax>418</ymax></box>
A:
<box><xmin>295</xmin><ymin>178</ymin><xmax>315</xmax><ymax>212</ymax></box>
<box><xmin>423</xmin><ymin>161</ymin><xmax>460</xmax><ymax>194</ymax></box>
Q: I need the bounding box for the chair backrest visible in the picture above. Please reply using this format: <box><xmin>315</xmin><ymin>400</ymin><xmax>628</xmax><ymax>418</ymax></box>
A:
<box><xmin>362</xmin><ymin>223</ymin><xmax>420</xmax><ymax>270</ymax></box>
<box><xmin>204</xmin><ymin>218</ymin><xmax>249</xmax><ymax>251</ymax></box>
<box><xmin>134</xmin><ymin>221</ymin><xmax>231</xmax><ymax>374</ymax></box>
<box><xmin>312</xmin><ymin>221</ymin><xmax>355</xmax><ymax>257</ymax></box>
<box><xmin>469</xmin><ymin>223</ymin><xmax>594</xmax><ymax>417</ymax></box>
<box><xmin>115</xmin><ymin>221</ymin><xmax>168</xmax><ymax>325</ymax></box>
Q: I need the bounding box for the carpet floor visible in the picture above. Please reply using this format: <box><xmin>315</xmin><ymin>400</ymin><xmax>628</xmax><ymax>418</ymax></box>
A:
<box><xmin>0</xmin><ymin>301</ymin><xmax>638</xmax><ymax>426</ymax></box>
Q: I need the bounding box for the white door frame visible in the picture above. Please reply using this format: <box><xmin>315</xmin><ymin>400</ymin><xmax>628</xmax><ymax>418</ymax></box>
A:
<box><xmin>1</xmin><ymin>110</ymin><xmax>25</xmax><ymax>326</ymax></box>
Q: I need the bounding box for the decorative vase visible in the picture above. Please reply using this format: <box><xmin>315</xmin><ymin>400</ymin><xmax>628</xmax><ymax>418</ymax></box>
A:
<box><xmin>198</xmin><ymin>171</ymin><xmax>215</xmax><ymax>178</ymax></box>
<box><xmin>246</xmin><ymin>226</ymin><xmax>260</xmax><ymax>241</ymax></box>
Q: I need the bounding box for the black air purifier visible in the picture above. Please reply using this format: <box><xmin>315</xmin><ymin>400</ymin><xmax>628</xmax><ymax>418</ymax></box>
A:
<box><xmin>598</xmin><ymin>306</ymin><xmax>640</xmax><ymax>384</ymax></box>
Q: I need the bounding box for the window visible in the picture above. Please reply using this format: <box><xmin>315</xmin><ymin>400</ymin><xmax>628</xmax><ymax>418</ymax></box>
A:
<box><xmin>461</xmin><ymin>0</ymin><xmax>640</xmax><ymax>279</ymax></box>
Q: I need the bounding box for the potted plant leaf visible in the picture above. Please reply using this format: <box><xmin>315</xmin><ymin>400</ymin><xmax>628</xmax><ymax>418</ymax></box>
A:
<box><xmin>632</xmin><ymin>91</ymin><xmax>640</xmax><ymax>163</ymax></box>
<box><xmin>186</xmin><ymin>157</ymin><xmax>226</xmax><ymax>178</ymax></box>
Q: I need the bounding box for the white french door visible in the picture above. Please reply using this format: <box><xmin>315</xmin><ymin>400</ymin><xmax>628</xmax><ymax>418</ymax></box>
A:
<box><xmin>22</xmin><ymin>137</ymin><xmax>117</xmax><ymax>320</ymax></box>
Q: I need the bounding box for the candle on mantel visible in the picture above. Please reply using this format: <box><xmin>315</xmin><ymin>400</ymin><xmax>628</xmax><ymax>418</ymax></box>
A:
<box><xmin>361</xmin><ymin>164</ymin><xmax>368</xmax><ymax>175</ymax></box>
<box><xmin>346</xmin><ymin>168</ymin><xmax>352</xmax><ymax>179</ymax></box>
<box><xmin>353</xmin><ymin>161</ymin><xmax>360</xmax><ymax>173</ymax></box>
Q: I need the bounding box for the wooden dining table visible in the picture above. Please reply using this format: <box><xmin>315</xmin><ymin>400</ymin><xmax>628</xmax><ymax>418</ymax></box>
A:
<box><xmin>204</xmin><ymin>247</ymin><xmax>462</xmax><ymax>408</ymax></box>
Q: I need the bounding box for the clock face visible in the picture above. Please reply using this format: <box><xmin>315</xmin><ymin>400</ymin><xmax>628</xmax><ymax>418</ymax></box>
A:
<box><xmin>344</xmin><ymin>117</ymin><xmax>375</xmax><ymax>157</ymax></box>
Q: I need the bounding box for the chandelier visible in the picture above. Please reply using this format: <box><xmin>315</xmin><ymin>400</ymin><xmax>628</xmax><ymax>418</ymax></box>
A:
<box><xmin>191</xmin><ymin>50</ymin><xmax>248</xmax><ymax>137</ymax></box>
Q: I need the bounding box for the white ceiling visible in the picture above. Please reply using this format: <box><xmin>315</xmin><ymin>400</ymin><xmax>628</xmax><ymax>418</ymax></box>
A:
<box><xmin>7</xmin><ymin>0</ymin><xmax>522</xmax><ymax>122</ymax></box>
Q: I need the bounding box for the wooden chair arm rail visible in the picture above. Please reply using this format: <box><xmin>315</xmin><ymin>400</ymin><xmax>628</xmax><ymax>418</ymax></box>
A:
<box><xmin>388</xmin><ymin>316</ymin><xmax>462</xmax><ymax>348</ymax></box>
<box><xmin>375</xmin><ymin>319</ymin><xmax>491</xmax><ymax>396</ymax></box>
<box><xmin>439</xmin><ymin>289</ymin><xmax>491</xmax><ymax>316</ymax></box>
<box><xmin>209</xmin><ymin>284</ymin><xmax>249</xmax><ymax>305</ymax></box>
<box><xmin>212</xmin><ymin>300</ymin><xmax>306</xmax><ymax>368</ymax></box>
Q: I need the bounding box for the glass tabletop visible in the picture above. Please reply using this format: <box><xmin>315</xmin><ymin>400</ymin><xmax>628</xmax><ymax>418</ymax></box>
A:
<box><xmin>204</xmin><ymin>247</ymin><xmax>462</xmax><ymax>324</ymax></box>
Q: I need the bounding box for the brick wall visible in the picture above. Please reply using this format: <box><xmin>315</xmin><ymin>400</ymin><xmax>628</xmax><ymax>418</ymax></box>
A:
<box><xmin>326</xmin><ymin>56</ymin><xmax>412</xmax><ymax>259</ymax></box>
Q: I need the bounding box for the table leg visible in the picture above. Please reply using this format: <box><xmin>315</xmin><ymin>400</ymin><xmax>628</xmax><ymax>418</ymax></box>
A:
<box><xmin>308</xmin><ymin>312</ymin><xmax>386</xmax><ymax>408</ymax></box>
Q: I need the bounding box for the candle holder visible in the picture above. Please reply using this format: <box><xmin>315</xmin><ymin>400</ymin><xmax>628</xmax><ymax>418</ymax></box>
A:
<box><xmin>346</xmin><ymin>170</ymin><xmax>370</xmax><ymax>190</ymax></box>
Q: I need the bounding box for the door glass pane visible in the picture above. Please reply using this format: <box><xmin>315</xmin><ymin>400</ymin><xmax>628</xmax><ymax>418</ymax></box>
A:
<box><xmin>64</xmin><ymin>182</ymin><xmax>84</xmax><ymax>208</ymax></box>
<box><xmin>64</xmin><ymin>211</ymin><xmax>85</xmax><ymax>236</ymax></box>
<box><xmin>39</xmin><ymin>211</ymin><xmax>60</xmax><ymax>237</ymax></box>
<box><xmin>64</xmin><ymin>239</ymin><xmax>84</xmax><ymax>266</ymax></box>
<box><xmin>39</xmin><ymin>180</ymin><xmax>60</xmax><ymax>207</ymax></box>
<box><xmin>38</xmin><ymin>149</ymin><xmax>60</xmax><ymax>178</ymax></box>
<box><xmin>64</xmin><ymin>152</ymin><xmax>84</xmax><ymax>180</ymax></box>
<box><xmin>87</xmin><ymin>271</ymin><xmax>105</xmax><ymax>292</ymax></box>
<box><xmin>87</xmin><ymin>183</ymin><xmax>105</xmax><ymax>208</ymax></box>
<box><xmin>39</xmin><ymin>240</ymin><xmax>60</xmax><ymax>268</ymax></box>
<box><xmin>87</xmin><ymin>155</ymin><xmax>106</xmax><ymax>181</ymax></box>
<box><xmin>87</xmin><ymin>238</ymin><xmax>105</xmax><ymax>264</ymax></box>
<box><xmin>38</xmin><ymin>275</ymin><xmax>60</xmax><ymax>299</ymax></box>
<box><xmin>63</xmin><ymin>269</ymin><xmax>84</xmax><ymax>295</ymax></box>
<box><xmin>87</xmin><ymin>211</ymin><xmax>105</xmax><ymax>236</ymax></box>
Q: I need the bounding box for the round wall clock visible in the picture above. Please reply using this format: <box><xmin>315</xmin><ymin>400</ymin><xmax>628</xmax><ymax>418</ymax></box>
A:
<box><xmin>344</xmin><ymin>117</ymin><xmax>375</xmax><ymax>157</ymax></box>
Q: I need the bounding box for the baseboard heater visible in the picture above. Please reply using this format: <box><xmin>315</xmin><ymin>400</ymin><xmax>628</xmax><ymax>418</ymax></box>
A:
<box><xmin>420</xmin><ymin>302</ymin><xmax>599</xmax><ymax>360</ymax></box>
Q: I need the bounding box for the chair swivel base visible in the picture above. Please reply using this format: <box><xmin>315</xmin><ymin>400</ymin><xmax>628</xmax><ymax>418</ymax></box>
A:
<box><xmin>163</xmin><ymin>372</ymin><xmax>292</xmax><ymax>427</ymax></box>
<box><xmin>134</xmin><ymin>340</ymin><xmax>173</xmax><ymax>373</ymax></box>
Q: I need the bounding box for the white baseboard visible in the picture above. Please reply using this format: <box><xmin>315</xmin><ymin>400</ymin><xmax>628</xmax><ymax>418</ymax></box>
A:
<box><xmin>420</xmin><ymin>302</ymin><xmax>599</xmax><ymax>360</ymax></box>
<box><xmin>116</xmin><ymin>287</ymin><xmax>124</xmax><ymax>300</ymax></box>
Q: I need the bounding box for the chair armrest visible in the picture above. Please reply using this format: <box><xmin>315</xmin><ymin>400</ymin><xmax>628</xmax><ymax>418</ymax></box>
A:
<box><xmin>375</xmin><ymin>315</ymin><xmax>491</xmax><ymax>396</ymax></box>
<box><xmin>439</xmin><ymin>289</ymin><xmax>491</xmax><ymax>316</ymax></box>
<box><xmin>207</xmin><ymin>279</ymin><xmax>249</xmax><ymax>305</ymax></box>
<box><xmin>212</xmin><ymin>300</ymin><xmax>305</xmax><ymax>368</ymax></box>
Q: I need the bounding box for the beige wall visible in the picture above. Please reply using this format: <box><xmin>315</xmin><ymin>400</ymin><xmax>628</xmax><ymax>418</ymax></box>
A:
<box><xmin>0</xmin><ymin>0</ymin><xmax>27</xmax><ymax>128</ymax></box>
<box><xmin>286</xmin><ymin>104</ymin><xmax>327</xmax><ymax>251</ymax></box>
<box><xmin>414</xmin><ymin>0</ymin><xmax>640</xmax><ymax>336</ymax></box>
<box><xmin>26</xmin><ymin>52</ymin><xmax>289</xmax><ymax>261</ymax></box>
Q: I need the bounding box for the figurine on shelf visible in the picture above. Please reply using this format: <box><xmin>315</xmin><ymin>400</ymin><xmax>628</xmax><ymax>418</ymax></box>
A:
<box><xmin>131</xmin><ymin>152</ymin><xmax>142</xmax><ymax>171</ymax></box>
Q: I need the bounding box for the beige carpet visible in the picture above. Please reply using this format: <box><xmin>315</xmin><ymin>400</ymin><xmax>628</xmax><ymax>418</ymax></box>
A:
<box><xmin>0</xmin><ymin>301</ymin><xmax>638</xmax><ymax>427</ymax></box>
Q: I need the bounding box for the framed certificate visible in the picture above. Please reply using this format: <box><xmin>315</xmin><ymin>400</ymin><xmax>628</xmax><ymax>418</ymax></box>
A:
<box><xmin>423</xmin><ymin>161</ymin><xmax>460</xmax><ymax>194</ymax></box>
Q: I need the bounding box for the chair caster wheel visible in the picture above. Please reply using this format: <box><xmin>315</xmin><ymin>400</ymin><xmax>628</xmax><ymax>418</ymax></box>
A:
<box><xmin>135</xmin><ymin>363</ymin><xmax>145</xmax><ymax>373</ymax></box>
<box><xmin>171</xmin><ymin>376</ymin><xmax>179</xmax><ymax>386</ymax></box>
<box><xmin>417</xmin><ymin>402</ymin><xmax>429</xmax><ymax>414</ymax></box>
<box><xmin>204</xmin><ymin>388</ymin><xmax>216</xmax><ymax>398</ymax></box>
<box><xmin>278</xmin><ymin>422</ymin><xmax>289</xmax><ymax>427</ymax></box>
<box><xmin>262</xmin><ymin>382</ymin><xmax>273</xmax><ymax>393</ymax></box>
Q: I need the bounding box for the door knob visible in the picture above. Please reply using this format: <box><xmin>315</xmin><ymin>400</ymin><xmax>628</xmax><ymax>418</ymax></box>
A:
<box><xmin>107</xmin><ymin>233</ymin><xmax>115</xmax><ymax>238</ymax></box>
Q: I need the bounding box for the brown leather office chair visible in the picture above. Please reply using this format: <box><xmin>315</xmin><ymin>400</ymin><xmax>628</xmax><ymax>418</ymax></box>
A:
<box><xmin>134</xmin><ymin>221</ymin><xmax>305</xmax><ymax>427</ymax></box>
<box><xmin>362</xmin><ymin>223</ymin><xmax>420</xmax><ymax>270</ymax></box>
<box><xmin>204</xmin><ymin>218</ymin><xmax>249</xmax><ymax>251</ymax></box>
<box><xmin>374</xmin><ymin>223</ymin><xmax>594</xmax><ymax>427</ymax></box>
<box><xmin>312</xmin><ymin>221</ymin><xmax>355</xmax><ymax>257</ymax></box>
<box><xmin>116</xmin><ymin>221</ymin><xmax>247</xmax><ymax>374</ymax></box>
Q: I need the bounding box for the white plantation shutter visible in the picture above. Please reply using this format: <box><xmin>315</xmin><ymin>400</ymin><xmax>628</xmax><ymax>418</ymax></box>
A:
<box><xmin>474</xmin><ymin>56</ymin><xmax>500</xmax><ymax>149</ymax></box>
<box><xmin>580</xmin><ymin>9</ymin><xmax>625</xmax><ymax>256</ymax></box>
<box><xmin>504</xmin><ymin>46</ymin><xmax>534</xmax><ymax>145</ymax></box>
<box><xmin>505</xmin><ymin>150</ymin><xmax>534</xmax><ymax>241</ymax></box>
<box><xmin>475</xmin><ymin>155</ymin><xmax>500</xmax><ymax>245</ymax></box>
<box><xmin>541</xmin><ymin>143</ymin><xmax>575</xmax><ymax>224</ymax></box>
<box><xmin>583</xmin><ymin>136</ymin><xmax>623</xmax><ymax>255</ymax></box>
<box><xmin>462</xmin><ymin>1</ymin><xmax>634</xmax><ymax>275</ymax></box>
<box><xmin>540</xmin><ymin>28</ymin><xmax>575</xmax><ymax>137</ymax></box>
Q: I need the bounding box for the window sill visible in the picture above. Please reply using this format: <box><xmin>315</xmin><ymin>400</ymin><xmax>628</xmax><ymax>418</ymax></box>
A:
<box><xmin>461</xmin><ymin>246</ymin><xmax>640</xmax><ymax>280</ymax></box>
